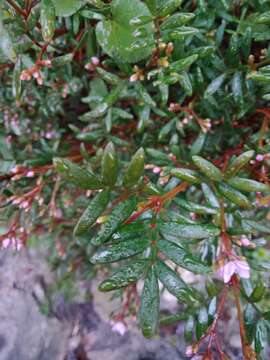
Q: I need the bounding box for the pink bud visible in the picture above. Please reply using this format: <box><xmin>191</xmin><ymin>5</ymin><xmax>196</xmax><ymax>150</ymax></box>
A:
<box><xmin>91</xmin><ymin>56</ymin><xmax>99</xmax><ymax>65</ymax></box>
<box><xmin>26</xmin><ymin>171</ymin><xmax>35</xmax><ymax>178</ymax></box>
<box><xmin>256</xmin><ymin>154</ymin><xmax>264</xmax><ymax>162</ymax></box>
<box><xmin>240</xmin><ymin>236</ymin><xmax>251</xmax><ymax>247</ymax></box>
<box><xmin>185</xmin><ymin>345</ymin><xmax>194</xmax><ymax>357</ymax></box>
<box><xmin>111</xmin><ymin>321</ymin><xmax>127</xmax><ymax>336</ymax></box>
<box><xmin>153</xmin><ymin>166</ymin><xmax>161</xmax><ymax>174</ymax></box>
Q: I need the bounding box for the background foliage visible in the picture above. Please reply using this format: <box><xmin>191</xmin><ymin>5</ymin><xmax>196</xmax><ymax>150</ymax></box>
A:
<box><xmin>1</xmin><ymin>0</ymin><xmax>270</xmax><ymax>358</ymax></box>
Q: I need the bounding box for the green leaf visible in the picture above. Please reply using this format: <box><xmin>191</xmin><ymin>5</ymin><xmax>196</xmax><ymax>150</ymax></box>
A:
<box><xmin>101</xmin><ymin>142</ymin><xmax>118</xmax><ymax>187</ymax></box>
<box><xmin>156</xmin><ymin>259</ymin><xmax>197</xmax><ymax>304</ymax></box>
<box><xmin>165</xmin><ymin>26</ymin><xmax>199</xmax><ymax>40</ymax></box>
<box><xmin>110</xmin><ymin>222</ymin><xmax>147</xmax><ymax>243</ymax></box>
<box><xmin>241</xmin><ymin>219</ymin><xmax>270</xmax><ymax>234</ymax></box>
<box><xmin>192</xmin><ymin>155</ymin><xmax>223</xmax><ymax>182</ymax></box>
<box><xmin>12</xmin><ymin>57</ymin><xmax>21</xmax><ymax>100</ymax></box>
<box><xmin>123</xmin><ymin>148</ymin><xmax>145</xmax><ymax>188</ymax></box>
<box><xmin>256</xmin><ymin>11</ymin><xmax>270</xmax><ymax>24</ymax></box>
<box><xmin>53</xmin><ymin>158</ymin><xmax>103</xmax><ymax>189</ymax></box>
<box><xmin>99</xmin><ymin>260</ymin><xmax>147</xmax><ymax>291</ymax></box>
<box><xmin>249</xmin><ymin>281</ymin><xmax>266</xmax><ymax>303</ymax></box>
<box><xmin>160</xmin><ymin>222</ymin><xmax>220</xmax><ymax>240</ymax></box>
<box><xmin>96</xmin><ymin>67</ymin><xmax>121</xmax><ymax>85</ymax></box>
<box><xmin>0</xmin><ymin>17</ymin><xmax>17</xmax><ymax>62</ymax></box>
<box><xmin>217</xmin><ymin>183</ymin><xmax>252</xmax><ymax>209</ymax></box>
<box><xmin>171</xmin><ymin>168</ymin><xmax>202</xmax><ymax>185</ymax></box>
<box><xmin>158</xmin><ymin>239</ymin><xmax>211</xmax><ymax>274</ymax></box>
<box><xmin>255</xmin><ymin>320</ymin><xmax>267</xmax><ymax>353</ymax></box>
<box><xmin>244</xmin><ymin>304</ymin><xmax>256</xmax><ymax>344</ymax></box>
<box><xmin>52</xmin><ymin>0</ymin><xmax>84</xmax><ymax>17</ymax></box>
<box><xmin>91</xmin><ymin>197</ymin><xmax>137</xmax><ymax>245</ymax></box>
<box><xmin>196</xmin><ymin>307</ymin><xmax>208</xmax><ymax>339</ymax></box>
<box><xmin>179</xmin><ymin>71</ymin><xmax>193</xmax><ymax>96</ymax></box>
<box><xmin>174</xmin><ymin>198</ymin><xmax>218</xmax><ymax>215</ymax></box>
<box><xmin>227</xmin><ymin>177</ymin><xmax>269</xmax><ymax>193</ymax></box>
<box><xmin>231</xmin><ymin>71</ymin><xmax>243</xmax><ymax>104</ymax></box>
<box><xmin>204</xmin><ymin>74</ymin><xmax>226</xmax><ymax>97</ymax></box>
<box><xmin>96</xmin><ymin>0</ymin><xmax>154</xmax><ymax>63</ymax></box>
<box><xmin>169</xmin><ymin>54</ymin><xmax>198</xmax><ymax>73</ymax></box>
<box><xmin>184</xmin><ymin>315</ymin><xmax>194</xmax><ymax>342</ymax></box>
<box><xmin>201</xmin><ymin>183</ymin><xmax>219</xmax><ymax>208</ymax></box>
<box><xmin>138</xmin><ymin>266</ymin><xmax>159</xmax><ymax>338</ymax></box>
<box><xmin>90</xmin><ymin>237</ymin><xmax>148</xmax><ymax>264</ymax></box>
<box><xmin>225</xmin><ymin>150</ymin><xmax>254</xmax><ymax>177</ymax></box>
<box><xmin>160</xmin><ymin>12</ymin><xmax>195</xmax><ymax>30</ymax></box>
<box><xmin>40</xmin><ymin>0</ymin><xmax>55</xmax><ymax>42</ymax></box>
<box><xmin>146</xmin><ymin>0</ymin><xmax>182</xmax><ymax>17</ymax></box>
<box><xmin>51</xmin><ymin>53</ymin><xmax>73</xmax><ymax>67</ymax></box>
<box><xmin>74</xmin><ymin>189</ymin><xmax>111</xmax><ymax>236</ymax></box>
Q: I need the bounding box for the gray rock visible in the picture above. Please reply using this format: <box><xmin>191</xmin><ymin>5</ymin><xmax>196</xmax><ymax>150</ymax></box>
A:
<box><xmin>0</xmin><ymin>249</ymin><xmax>70</xmax><ymax>360</ymax></box>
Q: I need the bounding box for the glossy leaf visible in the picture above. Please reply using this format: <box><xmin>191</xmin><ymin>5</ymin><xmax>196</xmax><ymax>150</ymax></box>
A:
<box><xmin>171</xmin><ymin>168</ymin><xmax>201</xmax><ymax>185</ymax></box>
<box><xmin>192</xmin><ymin>155</ymin><xmax>223</xmax><ymax>182</ymax></box>
<box><xmin>227</xmin><ymin>177</ymin><xmax>269</xmax><ymax>193</ymax></box>
<box><xmin>90</xmin><ymin>237</ymin><xmax>148</xmax><ymax>264</ymax></box>
<box><xmin>96</xmin><ymin>0</ymin><xmax>154</xmax><ymax>63</ymax></box>
<box><xmin>52</xmin><ymin>0</ymin><xmax>84</xmax><ymax>17</ymax></box>
<box><xmin>74</xmin><ymin>189</ymin><xmax>111</xmax><ymax>236</ymax></box>
<box><xmin>160</xmin><ymin>222</ymin><xmax>220</xmax><ymax>239</ymax></box>
<box><xmin>138</xmin><ymin>266</ymin><xmax>159</xmax><ymax>338</ymax></box>
<box><xmin>123</xmin><ymin>147</ymin><xmax>145</xmax><ymax>188</ymax></box>
<box><xmin>217</xmin><ymin>183</ymin><xmax>252</xmax><ymax>209</ymax></box>
<box><xmin>225</xmin><ymin>150</ymin><xmax>254</xmax><ymax>177</ymax></box>
<box><xmin>53</xmin><ymin>158</ymin><xmax>103</xmax><ymax>189</ymax></box>
<box><xmin>40</xmin><ymin>0</ymin><xmax>55</xmax><ymax>42</ymax></box>
<box><xmin>101</xmin><ymin>142</ymin><xmax>118</xmax><ymax>187</ymax></box>
<box><xmin>156</xmin><ymin>259</ymin><xmax>197</xmax><ymax>304</ymax></box>
<box><xmin>91</xmin><ymin>197</ymin><xmax>137</xmax><ymax>245</ymax></box>
<box><xmin>158</xmin><ymin>239</ymin><xmax>211</xmax><ymax>274</ymax></box>
<box><xmin>99</xmin><ymin>260</ymin><xmax>147</xmax><ymax>291</ymax></box>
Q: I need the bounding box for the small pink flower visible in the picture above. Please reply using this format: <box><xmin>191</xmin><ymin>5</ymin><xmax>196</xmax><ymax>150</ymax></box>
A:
<box><xmin>185</xmin><ymin>345</ymin><xmax>194</xmax><ymax>357</ymax></box>
<box><xmin>2</xmin><ymin>237</ymin><xmax>11</xmax><ymax>248</ymax></box>
<box><xmin>91</xmin><ymin>56</ymin><xmax>99</xmax><ymax>66</ymax></box>
<box><xmin>217</xmin><ymin>258</ymin><xmax>250</xmax><ymax>283</ymax></box>
<box><xmin>110</xmin><ymin>321</ymin><xmax>127</xmax><ymax>336</ymax></box>
<box><xmin>256</xmin><ymin>154</ymin><xmax>264</xmax><ymax>162</ymax></box>
<box><xmin>26</xmin><ymin>171</ymin><xmax>35</xmax><ymax>178</ymax></box>
<box><xmin>240</xmin><ymin>236</ymin><xmax>251</xmax><ymax>247</ymax></box>
<box><xmin>153</xmin><ymin>166</ymin><xmax>161</xmax><ymax>174</ymax></box>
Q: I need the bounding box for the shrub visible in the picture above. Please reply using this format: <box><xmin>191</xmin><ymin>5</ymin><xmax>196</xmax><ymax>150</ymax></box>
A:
<box><xmin>1</xmin><ymin>0</ymin><xmax>270</xmax><ymax>358</ymax></box>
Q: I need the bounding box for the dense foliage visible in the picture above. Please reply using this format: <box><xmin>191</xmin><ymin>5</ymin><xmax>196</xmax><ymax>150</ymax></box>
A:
<box><xmin>1</xmin><ymin>0</ymin><xmax>270</xmax><ymax>358</ymax></box>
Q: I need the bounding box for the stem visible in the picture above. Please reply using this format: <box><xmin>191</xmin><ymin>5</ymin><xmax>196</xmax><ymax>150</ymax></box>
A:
<box><xmin>6</xmin><ymin>0</ymin><xmax>27</xmax><ymax>17</ymax></box>
<box><xmin>231</xmin><ymin>276</ymin><xmax>254</xmax><ymax>359</ymax></box>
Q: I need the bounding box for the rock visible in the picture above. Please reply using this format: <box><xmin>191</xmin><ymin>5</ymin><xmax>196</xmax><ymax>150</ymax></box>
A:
<box><xmin>0</xmin><ymin>249</ymin><xmax>70</xmax><ymax>360</ymax></box>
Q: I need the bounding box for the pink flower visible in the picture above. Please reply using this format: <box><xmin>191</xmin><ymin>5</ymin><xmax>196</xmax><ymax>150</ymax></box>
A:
<box><xmin>26</xmin><ymin>171</ymin><xmax>35</xmax><ymax>178</ymax></box>
<box><xmin>185</xmin><ymin>345</ymin><xmax>194</xmax><ymax>357</ymax></box>
<box><xmin>153</xmin><ymin>166</ymin><xmax>161</xmax><ymax>174</ymax></box>
<box><xmin>91</xmin><ymin>56</ymin><xmax>99</xmax><ymax>66</ymax></box>
<box><xmin>256</xmin><ymin>154</ymin><xmax>264</xmax><ymax>162</ymax></box>
<box><xmin>217</xmin><ymin>258</ymin><xmax>250</xmax><ymax>283</ymax></box>
<box><xmin>110</xmin><ymin>321</ymin><xmax>127</xmax><ymax>336</ymax></box>
<box><xmin>240</xmin><ymin>236</ymin><xmax>251</xmax><ymax>248</ymax></box>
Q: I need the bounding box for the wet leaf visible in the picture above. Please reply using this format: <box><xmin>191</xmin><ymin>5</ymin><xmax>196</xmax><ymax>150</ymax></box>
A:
<box><xmin>91</xmin><ymin>197</ymin><xmax>137</xmax><ymax>245</ymax></box>
<box><xmin>99</xmin><ymin>260</ymin><xmax>147</xmax><ymax>291</ymax></box>
<box><xmin>156</xmin><ymin>259</ymin><xmax>197</xmax><ymax>304</ymax></box>
<box><xmin>90</xmin><ymin>237</ymin><xmax>148</xmax><ymax>263</ymax></box>
<box><xmin>158</xmin><ymin>239</ymin><xmax>211</xmax><ymax>274</ymax></box>
<box><xmin>138</xmin><ymin>266</ymin><xmax>159</xmax><ymax>338</ymax></box>
<box><xmin>74</xmin><ymin>189</ymin><xmax>111</xmax><ymax>236</ymax></box>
